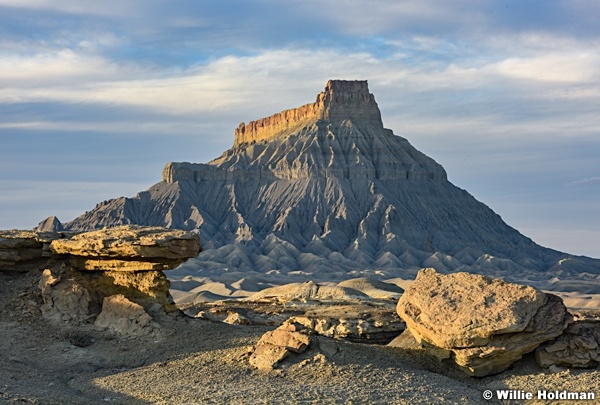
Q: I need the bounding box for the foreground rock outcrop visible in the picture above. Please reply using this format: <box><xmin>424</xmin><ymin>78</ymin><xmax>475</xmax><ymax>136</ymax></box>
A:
<box><xmin>193</xmin><ymin>299</ymin><xmax>405</xmax><ymax>344</ymax></box>
<box><xmin>394</xmin><ymin>268</ymin><xmax>571</xmax><ymax>376</ymax></box>
<box><xmin>1</xmin><ymin>226</ymin><xmax>201</xmax><ymax>334</ymax></box>
<box><xmin>188</xmin><ymin>278</ymin><xmax>405</xmax><ymax>343</ymax></box>
<box><xmin>288</xmin><ymin>306</ymin><xmax>403</xmax><ymax>344</ymax></box>
<box><xmin>0</xmin><ymin>230</ymin><xmax>67</xmax><ymax>272</ymax></box>
<box><xmin>43</xmin><ymin>226</ymin><xmax>200</xmax><ymax>323</ymax></box>
<box><xmin>50</xmin><ymin>225</ymin><xmax>200</xmax><ymax>271</ymax></box>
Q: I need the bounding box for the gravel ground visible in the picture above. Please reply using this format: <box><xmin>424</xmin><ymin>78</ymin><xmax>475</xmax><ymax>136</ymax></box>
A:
<box><xmin>1</xmin><ymin>271</ymin><xmax>598</xmax><ymax>404</ymax></box>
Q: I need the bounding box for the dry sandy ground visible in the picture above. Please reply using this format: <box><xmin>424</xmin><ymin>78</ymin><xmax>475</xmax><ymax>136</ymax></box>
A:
<box><xmin>169</xmin><ymin>272</ymin><xmax>600</xmax><ymax>311</ymax></box>
<box><xmin>1</xmin><ymin>270</ymin><xmax>599</xmax><ymax>405</ymax></box>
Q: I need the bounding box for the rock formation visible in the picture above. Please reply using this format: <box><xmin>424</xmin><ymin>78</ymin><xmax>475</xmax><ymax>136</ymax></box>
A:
<box><xmin>394</xmin><ymin>268</ymin><xmax>571</xmax><ymax>376</ymax></box>
<box><xmin>50</xmin><ymin>225</ymin><xmax>201</xmax><ymax>271</ymax></box>
<box><xmin>192</xmin><ymin>298</ymin><xmax>404</xmax><ymax>344</ymax></box>
<box><xmin>94</xmin><ymin>294</ymin><xmax>162</xmax><ymax>338</ymax></box>
<box><xmin>289</xmin><ymin>305</ymin><xmax>404</xmax><ymax>344</ymax></box>
<box><xmin>0</xmin><ymin>230</ymin><xmax>67</xmax><ymax>272</ymax></box>
<box><xmin>45</xmin><ymin>225</ymin><xmax>200</xmax><ymax>317</ymax></box>
<box><xmin>0</xmin><ymin>226</ymin><xmax>200</xmax><ymax>330</ymax></box>
<box><xmin>234</xmin><ymin>80</ymin><xmax>383</xmax><ymax>146</ymax></box>
<box><xmin>536</xmin><ymin>317</ymin><xmax>600</xmax><ymax>369</ymax></box>
<box><xmin>39</xmin><ymin>268</ymin><xmax>91</xmax><ymax>324</ymax></box>
<box><xmin>249</xmin><ymin>321</ymin><xmax>313</xmax><ymax>369</ymax></box>
<box><xmin>61</xmin><ymin>80</ymin><xmax>600</xmax><ymax>293</ymax></box>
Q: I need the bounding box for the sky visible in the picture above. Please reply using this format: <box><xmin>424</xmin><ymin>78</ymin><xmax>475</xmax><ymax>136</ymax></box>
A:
<box><xmin>0</xmin><ymin>0</ymin><xmax>599</xmax><ymax>258</ymax></box>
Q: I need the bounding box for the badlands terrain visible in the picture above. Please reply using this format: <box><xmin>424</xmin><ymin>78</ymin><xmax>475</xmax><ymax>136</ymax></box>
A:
<box><xmin>57</xmin><ymin>80</ymin><xmax>600</xmax><ymax>311</ymax></box>
<box><xmin>2</xmin><ymin>80</ymin><xmax>598</xmax><ymax>403</ymax></box>
<box><xmin>2</xmin><ymin>264</ymin><xmax>600</xmax><ymax>404</ymax></box>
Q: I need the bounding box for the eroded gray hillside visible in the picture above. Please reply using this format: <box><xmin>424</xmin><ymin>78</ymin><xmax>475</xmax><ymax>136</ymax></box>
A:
<box><xmin>65</xmin><ymin>80</ymin><xmax>600</xmax><ymax>289</ymax></box>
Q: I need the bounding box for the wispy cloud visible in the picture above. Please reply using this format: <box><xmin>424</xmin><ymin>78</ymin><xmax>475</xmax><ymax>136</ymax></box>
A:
<box><xmin>568</xmin><ymin>177</ymin><xmax>600</xmax><ymax>186</ymax></box>
<box><xmin>0</xmin><ymin>0</ymin><xmax>139</xmax><ymax>16</ymax></box>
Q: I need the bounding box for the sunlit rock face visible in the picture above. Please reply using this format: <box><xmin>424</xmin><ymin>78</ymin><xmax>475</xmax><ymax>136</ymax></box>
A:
<box><xmin>394</xmin><ymin>269</ymin><xmax>571</xmax><ymax>377</ymax></box>
<box><xmin>63</xmin><ymin>80</ymin><xmax>600</xmax><ymax>289</ymax></box>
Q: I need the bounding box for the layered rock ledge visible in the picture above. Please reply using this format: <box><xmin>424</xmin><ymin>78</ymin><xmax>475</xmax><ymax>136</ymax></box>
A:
<box><xmin>50</xmin><ymin>226</ymin><xmax>201</xmax><ymax>271</ymax></box>
<box><xmin>1</xmin><ymin>226</ymin><xmax>201</xmax><ymax>332</ymax></box>
<box><xmin>0</xmin><ymin>230</ymin><xmax>68</xmax><ymax>272</ymax></box>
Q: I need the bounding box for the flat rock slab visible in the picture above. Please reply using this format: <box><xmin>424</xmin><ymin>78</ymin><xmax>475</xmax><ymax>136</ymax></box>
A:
<box><xmin>0</xmin><ymin>230</ymin><xmax>63</xmax><ymax>249</ymax></box>
<box><xmin>291</xmin><ymin>304</ymin><xmax>404</xmax><ymax>344</ymax></box>
<box><xmin>397</xmin><ymin>268</ymin><xmax>570</xmax><ymax>376</ymax></box>
<box><xmin>50</xmin><ymin>225</ymin><xmax>201</xmax><ymax>270</ymax></box>
<box><xmin>70</xmin><ymin>258</ymin><xmax>176</xmax><ymax>272</ymax></box>
<box><xmin>0</xmin><ymin>230</ymin><xmax>68</xmax><ymax>271</ymax></box>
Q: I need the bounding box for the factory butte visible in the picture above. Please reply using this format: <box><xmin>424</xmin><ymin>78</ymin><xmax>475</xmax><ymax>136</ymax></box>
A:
<box><xmin>57</xmin><ymin>80</ymin><xmax>599</xmax><ymax>288</ymax></box>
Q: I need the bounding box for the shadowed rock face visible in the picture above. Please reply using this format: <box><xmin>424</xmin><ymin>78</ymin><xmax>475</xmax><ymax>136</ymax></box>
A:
<box><xmin>0</xmin><ymin>230</ymin><xmax>66</xmax><ymax>272</ymax></box>
<box><xmin>62</xmin><ymin>80</ymin><xmax>600</xmax><ymax>289</ymax></box>
<box><xmin>536</xmin><ymin>318</ymin><xmax>600</xmax><ymax>369</ymax></box>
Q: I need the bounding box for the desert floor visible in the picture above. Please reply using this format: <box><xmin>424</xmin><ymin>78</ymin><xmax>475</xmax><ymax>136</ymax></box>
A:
<box><xmin>1</xmin><ymin>270</ymin><xmax>599</xmax><ymax>405</ymax></box>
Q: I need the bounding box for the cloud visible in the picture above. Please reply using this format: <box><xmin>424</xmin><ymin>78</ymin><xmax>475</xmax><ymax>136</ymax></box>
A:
<box><xmin>2</xmin><ymin>36</ymin><xmax>599</xmax><ymax>113</ymax></box>
<box><xmin>0</xmin><ymin>0</ymin><xmax>599</xmax><ymax>258</ymax></box>
<box><xmin>568</xmin><ymin>177</ymin><xmax>600</xmax><ymax>186</ymax></box>
<box><xmin>491</xmin><ymin>52</ymin><xmax>600</xmax><ymax>83</ymax></box>
<box><xmin>0</xmin><ymin>0</ymin><xmax>139</xmax><ymax>16</ymax></box>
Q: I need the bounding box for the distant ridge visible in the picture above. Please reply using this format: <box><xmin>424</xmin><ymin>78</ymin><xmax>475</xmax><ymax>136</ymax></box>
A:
<box><xmin>64</xmin><ymin>80</ymin><xmax>600</xmax><ymax>290</ymax></box>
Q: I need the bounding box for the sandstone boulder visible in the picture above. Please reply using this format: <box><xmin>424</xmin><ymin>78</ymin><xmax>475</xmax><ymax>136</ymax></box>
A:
<box><xmin>39</xmin><ymin>269</ymin><xmax>91</xmax><ymax>324</ymax></box>
<box><xmin>95</xmin><ymin>294</ymin><xmax>161</xmax><ymax>338</ymax></box>
<box><xmin>249</xmin><ymin>321</ymin><xmax>312</xmax><ymax>370</ymax></box>
<box><xmin>535</xmin><ymin>319</ymin><xmax>600</xmax><ymax>369</ymax></box>
<box><xmin>396</xmin><ymin>268</ymin><xmax>571</xmax><ymax>376</ymax></box>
